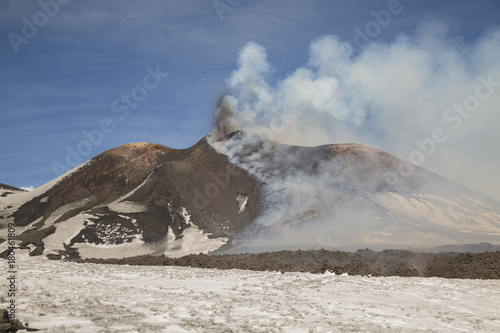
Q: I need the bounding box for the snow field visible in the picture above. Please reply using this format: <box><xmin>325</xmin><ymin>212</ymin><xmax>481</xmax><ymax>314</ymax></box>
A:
<box><xmin>1</xmin><ymin>256</ymin><xmax>499</xmax><ymax>332</ymax></box>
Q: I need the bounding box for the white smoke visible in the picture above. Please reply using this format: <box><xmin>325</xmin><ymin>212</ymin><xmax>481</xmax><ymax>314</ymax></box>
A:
<box><xmin>214</xmin><ymin>21</ymin><xmax>500</xmax><ymax>201</ymax></box>
<box><xmin>208</xmin><ymin>131</ymin><xmax>382</xmax><ymax>251</ymax></box>
<box><xmin>208</xmin><ymin>21</ymin><xmax>500</xmax><ymax>252</ymax></box>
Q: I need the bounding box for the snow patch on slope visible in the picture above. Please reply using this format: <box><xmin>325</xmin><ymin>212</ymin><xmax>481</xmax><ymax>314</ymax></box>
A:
<box><xmin>236</xmin><ymin>194</ymin><xmax>248</xmax><ymax>214</ymax></box>
<box><xmin>44</xmin><ymin>197</ymin><xmax>94</xmax><ymax>226</ymax></box>
<box><xmin>180</xmin><ymin>207</ymin><xmax>193</xmax><ymax>226</ymax></box>
<box><xmin>107</xmin><ymin>201</ymin><xmax>147</xmax><ymax>214</ymax></box>
<box><xmin>42</xmin><ymin>214</ymin><xmax>89</xmax><ymax>255</ymax></box>
<box><xmin>72</xmin><ymin>223</ymin><xmax>228</xmax><ymax>260</ymax></box>
<box><xmin>60</xmin><ymin>207</ymin><xmax>228</xmax><ymax>259</ymax></box>
<box><xmin>372</xmin><ymin>191</ymin><xmax>500</xmax><ymax>235</ymax></box>
<box><xmin>163</xmin><ymin>225</ymin><xmax>228</xmax><ymax>258</ymax></box>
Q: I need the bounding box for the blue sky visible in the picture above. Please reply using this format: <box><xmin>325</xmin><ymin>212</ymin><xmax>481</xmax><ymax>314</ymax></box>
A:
<box><xmin>1</xmin><ymin>0</ymin><xmax>500</xmax><ymax>200</ymax></box>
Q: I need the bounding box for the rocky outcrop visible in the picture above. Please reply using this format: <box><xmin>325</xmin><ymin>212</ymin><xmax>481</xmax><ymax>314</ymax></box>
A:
<box><xmin>1</xmin><ymin>308</ymin><xmax>33</xmax><ymax>332</ymax></box>
<box><xmin>78</xmin><ymin>248</ymin><xmax>500</xmax><ymax>279</ymax></box>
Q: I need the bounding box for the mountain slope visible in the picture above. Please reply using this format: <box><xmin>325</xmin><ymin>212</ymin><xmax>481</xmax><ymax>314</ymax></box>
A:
<box><xmin>0</xmin><ymin>138</ymin><xmax>260</xmax><ymax>258</ymax></box>
<box><xmin>209</xmin><ymin>131</ymin><xmax>500</xmax><ymax>252</ymax></box>
<box><xmin>0</xmin><ymin>183</ymin><xmax>26</xmax><ymax>192</ymax></box>
<box><xmin>1</xmin><ymin>131</ymin><xmax>499</xmax><ymax>259</ymax></box>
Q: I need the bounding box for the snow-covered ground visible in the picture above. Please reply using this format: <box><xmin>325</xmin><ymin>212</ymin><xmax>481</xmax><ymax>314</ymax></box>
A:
<box><xmin>2</xmin><ymin>256</ymin><xmax>499</xmax><ymax>332</ymax></box>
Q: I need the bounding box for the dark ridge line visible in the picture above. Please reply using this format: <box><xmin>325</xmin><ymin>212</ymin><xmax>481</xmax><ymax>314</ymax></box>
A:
<box><xmin>73</xmin><ymin>248</ymin><xmax>500</xmax><ymax>280</ymax></box>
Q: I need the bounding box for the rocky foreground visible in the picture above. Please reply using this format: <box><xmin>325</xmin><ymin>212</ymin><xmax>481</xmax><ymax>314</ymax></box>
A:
<box><xmin>77</xmin><ymin>248</ymin><xmax>500</xmax><ymax>279</ymax></box>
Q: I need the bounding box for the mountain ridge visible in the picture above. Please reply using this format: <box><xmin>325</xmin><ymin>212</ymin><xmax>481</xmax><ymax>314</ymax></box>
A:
<box><xmin>1</xmin><ymin>132</ymin><xmax>499</xmax><ymax>259</ymax></box>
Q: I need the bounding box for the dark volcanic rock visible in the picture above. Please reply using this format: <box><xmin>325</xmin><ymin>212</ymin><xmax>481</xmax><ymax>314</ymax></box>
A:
<box><xmin>0</xmin><ymin>308</ymin><xmax>34</xmax><ymax>332</ymax></box>
<box><xmin>2</xmin><ymin>138</ymin><xmax>260</xmax><ymax>259</ymax></box>
<box><xmin>78</xmin><ymin>249</ymin><xmax>500</xmax><ymax>280</ymax></box>
<box><xmin>12</xmin><ymin>143</ymin><xmax>174</xmax><ymax>228</ymax></box>
<box><xmin>123</xmin><ymin>138</ymin><xmax>260</xmax><ymax>242</ymax></box>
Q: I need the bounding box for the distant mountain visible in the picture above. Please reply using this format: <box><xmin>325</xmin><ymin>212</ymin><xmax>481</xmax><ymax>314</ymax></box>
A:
<box><xmin>418</xmin><ymin>242</ymin><xmax>500</xmax><ymax>253</ymax></box>
<box><xmin>0</xmin><ymin>183</ymin><xmax>26</xmax><ymax>192</ymax></box>
<box><xmin>1</xmin><ymin>132</ymin><xmax>499</xmax><ymax>259</ymax></box>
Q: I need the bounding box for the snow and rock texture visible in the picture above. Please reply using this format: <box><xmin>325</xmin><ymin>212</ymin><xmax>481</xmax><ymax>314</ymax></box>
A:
<box><xmin>0</xmin><ymin>139</ymin><xmax>260</xmax><ymax>259</ymax></box>
<box><xmin>0</xmin><ymin>183</ymin><xmax>26</xmax><ymax>193</ymax></box>
<box><xmin>2</xmin><ymin>256</ymin><xmax>499</xmax><ymax>332</ymax></box>
<box><xmin>1</xmin><ymin>131</ymin><xmax>500</xmax><ymax>259</ymax></box>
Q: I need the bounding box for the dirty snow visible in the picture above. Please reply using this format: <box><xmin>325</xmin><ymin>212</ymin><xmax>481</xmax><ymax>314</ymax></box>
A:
<box><xmin>42</xmin><ymin>214</ymin><xmax>89</xmax><ymax>254</ymax></box>
<box><xmin>162</xmin><ymin>225</ymin><xmax>228</xmax><ymax>258</ymax></box>
<box><xmin>71</xmin><ymin>222</ymin><xmax>227</xmax><ymax>260</ymax></box>
<box><xmin>2</xmin><ymin>255</ymin><xmax>499</xmax><ymax>333</ymax></box>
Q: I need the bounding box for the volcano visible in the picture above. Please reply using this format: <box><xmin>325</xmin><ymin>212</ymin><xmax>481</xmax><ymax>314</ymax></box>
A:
<box><xmin>1</xmin><ymin>131</ymin><xmax>499</xmax><ymax>259</ymax></box>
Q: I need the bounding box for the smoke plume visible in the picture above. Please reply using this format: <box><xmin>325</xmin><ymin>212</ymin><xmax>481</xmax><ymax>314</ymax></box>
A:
<box><xmin>209</xmin><ymin>21</ymin><xmax>500</xmax><ymax>252</ymax></box>
<box><xmin>213</xmin><ymin>21</ymin><xmax>500</xmax><ymax>200</ymax></box>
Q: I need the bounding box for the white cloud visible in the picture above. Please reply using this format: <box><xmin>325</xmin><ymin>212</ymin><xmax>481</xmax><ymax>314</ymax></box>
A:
<box><xmin>21</xmin><ymin>186</ymin><xmax>35</xmax><ymax>191</ymax></box>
